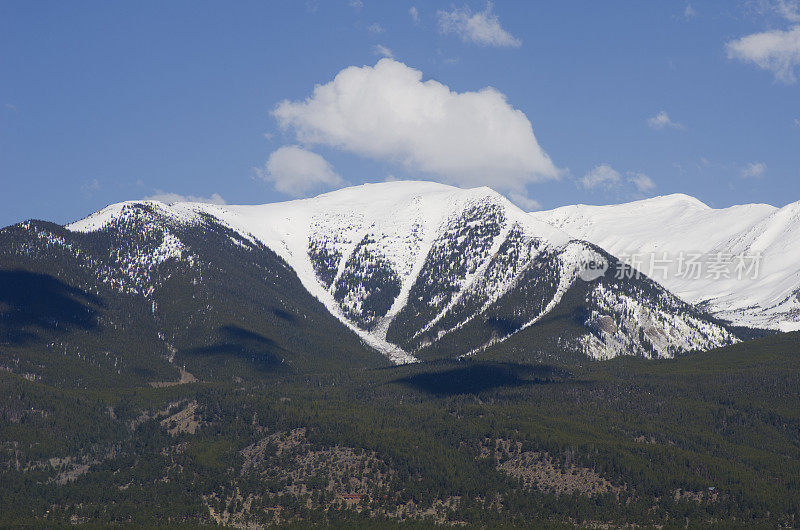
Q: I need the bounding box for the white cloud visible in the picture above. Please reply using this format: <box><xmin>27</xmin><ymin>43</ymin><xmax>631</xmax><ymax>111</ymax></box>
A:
<box><xmin>144</xmin><ymin>191</ymin><xmax>227</xmax><ymax>205</ymax></box>
<box><xmin>436</xmin><ymin>48</ymin><xmax>460</xmax><ymax>64</ymax></box>
<box><xmin>581</xmin><ymin>164</ymin><xmax>622</xmax><ymax>190</ymax></box>
<box><xmin>581</xmin><ymin>165</ymin><xmax>656</xmax><ymax>194</ymax></box>
<box><xmin>726</xmin><ymin>25</ymin><xmax>800</xmax><ymax>82</ymax></box>
<box><xmin>373</xmin><ymin>44</ymin><xmax>394</xmax><ymax>58</ymax></box>
<box><xmin>628</xmin><ymin>172</ymin><xmax>656</xmax><ymax>192</ymax></box>
<box><xmin>772</xmin><ymin>0</ymin><xmax>800</xmax><ymax>22</ymax></box>
<box><xmin>273</xmin><ymin>58</ymin><xmax>559</xmax><ymax>195</ymax></box>
<box><xmin>741</xmin><ymin>161</ymin><xmax>767</xmax><ymax>178</ymax></box>
<box><xmin>647</xmin><ymin>110</ymin><xmax>683</xmax><ymax>129</ymax></box>
<box><xmin>684</xmin><ymin>2</ymin><xmax>697</xmax><ymax>18</ymax></box>
<box><xmin>367</xmin><ymin>22</ymin><xmax>385</xmax><ymax>34</ymax></box>
<box><xmin>507</xmin><ymin>192</ymin><xmax>541</xmax><ymax>211</ymax></box>
<box><xmin>348</xmin><ymin>0</ymin><xmax>363</xmax><ymax>8</ymax></box>
<box><xmin>744</xmin><ymin>0</ymin><xmax>800</xmax><ymax>21</ymax></box>
<box><xmin>258</xmin><ymin>145</ymin><xmax>343</xmax><ymax>197</ymax></box>
<box><xmin>81</xmin><ymin>178</ymin><xmax>101</xmax><ymax>194</ymax></box>
<box><xmin>794</xmin><ymin>117</ymin><xmax>800</xmax><ymax>127</ymax></box>
<box><xmin>437</xmin><ymin>2</ymin><xmax>521</xmax><ymax>48</ymax></box>
<box><xmin>409</xmin><ymin>6</ymin><xmax>419</xmax><ymax>24</ymax></box>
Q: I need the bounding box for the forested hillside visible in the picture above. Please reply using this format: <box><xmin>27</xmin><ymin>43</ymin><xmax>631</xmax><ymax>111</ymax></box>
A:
<box><xmin>0</xmin><ymin>209</ymin><xmax>386</xmax><ymax>390</ymax></box>
<box><xmin>2</xmin><ymin>330</ymin><xmax>799</xmax><ymax>527</ymax></box>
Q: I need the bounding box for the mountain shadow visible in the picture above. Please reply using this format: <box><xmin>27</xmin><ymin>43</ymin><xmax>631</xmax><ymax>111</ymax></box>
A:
<box><xmin>392</xmin><ymin>362</ymin><xmax>569</xmax><ymax>396</ymax></box>
<box><xmin>485</xmin><ymin>317</ymin><xmax>523</xmax><ymax>336</ymax></box>
<box><xmin>271</xmin><ymin>307</ymin><xmax>296</xmax><ymax>322</ymax></box>
<box><xmin>0</xmin><ymin>269</ymin><xmax>102</xmax><ymax>345</ymax></box>
<box><xmin>180</xmin><ymin>325</ymin><xmax>284</xmax><ymax>372</ymax></box>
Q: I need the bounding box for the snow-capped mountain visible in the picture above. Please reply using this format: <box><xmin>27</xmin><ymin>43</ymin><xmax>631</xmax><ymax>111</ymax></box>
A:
<box><xmin>1</xmin><ymin>203</ymin><xmax>384</xmax><ymax>387</ymax></box>
<box><xmin>532</xmin><ymin>194</ymin><xmax>800</xmax><ymax>331</ymax></box>
<box><xmin>62</xmin><ymin>181</ymin><xmax>735</xmax><ymax>363</ymax></box>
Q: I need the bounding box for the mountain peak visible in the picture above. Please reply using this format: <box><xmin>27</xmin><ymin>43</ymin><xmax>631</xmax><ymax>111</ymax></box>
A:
<box><xmin>301</xmin><ymin>180</ymin><xmax>510</xmax><ymax>211</ymax></box>
<box><xmin>643</xmin><ymin>193</ymin><xmax>710</xmax><ymax>209</ymax></box>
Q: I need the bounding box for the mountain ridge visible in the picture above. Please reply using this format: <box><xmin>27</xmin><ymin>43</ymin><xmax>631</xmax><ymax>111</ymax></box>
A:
<box><xmin>532</xmin><ymin>193</ymin><xmax>800</xmax><ymax>331</ymax></box>
<box><xmin>57</xmin><ymin>181</ymin><xmax>738</xmax><ymax>363</ymax></box>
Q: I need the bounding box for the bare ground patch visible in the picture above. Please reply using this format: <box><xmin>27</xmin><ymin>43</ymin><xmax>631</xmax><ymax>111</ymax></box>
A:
<box><xmin>480</xmin><ymin>438</ymin><xmax>623</xmax><ymax>497</ymax></box>
<box><xmin>159</xmin><ymin>400</ymin><xmax>201</xmax><ymax>435</ymax></box>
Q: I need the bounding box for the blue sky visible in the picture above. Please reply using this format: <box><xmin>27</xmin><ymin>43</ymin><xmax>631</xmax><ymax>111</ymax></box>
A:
<box><xmin>1</xmin><ymin>0</ymin><xmax>799</xmax><ymax>227</ymax></box>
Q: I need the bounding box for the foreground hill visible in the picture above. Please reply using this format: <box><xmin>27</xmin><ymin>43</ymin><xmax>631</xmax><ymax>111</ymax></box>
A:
<box><xmin>1</xmin><ymin>329</ymin><xmax>799</xmax><ymax>526</ymax></box>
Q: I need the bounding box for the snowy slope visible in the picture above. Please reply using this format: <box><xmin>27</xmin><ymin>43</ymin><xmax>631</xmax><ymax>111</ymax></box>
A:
<box><xmin>192</xmin><ymin>182</ymin><xmax>571</xmax><ymax>362</ymax></box>
<box><xmin>532</xmin><ymin>195</ymin><xmax>800</xmax><ymax>331</ymax></box>
<box><xmin>65</xmin><ymin>182</ymin><xmax>736</xmax><ymax>362</ymax></box>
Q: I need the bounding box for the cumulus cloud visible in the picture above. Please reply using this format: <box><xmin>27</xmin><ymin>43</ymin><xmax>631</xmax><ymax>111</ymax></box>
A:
<box><xmin>409</xmin><ymin>6</ymin><xmax>419</xmax><ymax>24</ymax></box>
<box><xmin>258</xmin><ymin>145</ymin><xmax>343</xmax><ymax>197</ymax></box>
<box><xmin>581</xmin><ymin>164</ymin><xmax>622</xmax><ymax>190</ymax></box>
<box><xmin>437</xmin><ymin>2</ymin><xmax>521</xmax><ymax>48</ymax></box>
<box><xmin>647</xmin><ymin>110</ymin><xmax>683</xmax><ymax>129</ymax></box>
<box><xmin>373</xmin><ymin>44</ymin><xmax>394</xmax><ymax>58</ymax></box>
<box><xmin>144</xmin><ymin>191</ymin><xmax>227</xmax><ymax>205</ymax></box>
<box><xmin>367</xmin><ymin>22</ymin><xmax>385</xmax><ymax>34</ymax></box>
<box><xmin>628</xmin><ymin>172</ymin><xmax>656</xmax><ymax>192</ymax></box>
<box><xmin>741</xmin><ymin>161</ymin><xmax>767</xmax><ymax>178</ymax></box>
<box><xmin>273</xmin><ymin>58</ymin><xmax>558</xmax><ymax>196</ymax></box>
<box><xmin>726</xmin><ymin>25</ymin><xmax>800</xmax><ymax>82</ymax></box>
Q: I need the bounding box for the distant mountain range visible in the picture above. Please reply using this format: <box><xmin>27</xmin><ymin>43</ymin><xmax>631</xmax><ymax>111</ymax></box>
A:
<box><xmin>2</xmin><ymin>181</ymin><xmax>757</xmax><ymax>384</ymax></box>
<box><xmin>533</xmin><ymin>194</ymin><xmax>800</xmax><ymax>331</ymax></box>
